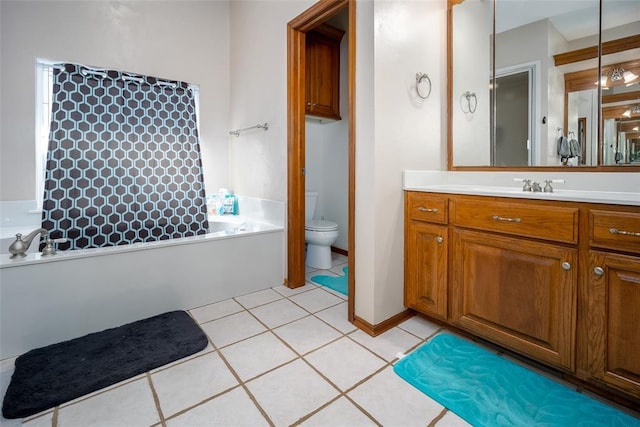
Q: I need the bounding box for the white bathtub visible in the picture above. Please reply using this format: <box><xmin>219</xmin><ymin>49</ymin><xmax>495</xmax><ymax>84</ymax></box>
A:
<box><xmin>0</xmin><ymin>213</ymin><xmax>285</xmax><ymax>359</ymax></box>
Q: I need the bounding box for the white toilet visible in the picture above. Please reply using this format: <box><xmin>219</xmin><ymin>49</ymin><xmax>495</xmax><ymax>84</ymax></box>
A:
<box><xmin>305</xmin><ymin>191</ymin><xmax>339</xmax><ymax>269</ymax></box>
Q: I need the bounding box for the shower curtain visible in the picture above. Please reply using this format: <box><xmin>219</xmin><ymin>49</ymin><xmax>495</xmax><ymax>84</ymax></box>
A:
<box><xmin>41</xmin><ymin>63</ymin><xmax>208</xmax><ymax>250</ymax></box>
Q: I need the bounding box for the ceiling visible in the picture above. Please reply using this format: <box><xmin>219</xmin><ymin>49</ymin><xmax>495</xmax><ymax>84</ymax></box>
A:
<box><xmin>496</xmin><ymin>0</ymin><xmax>640</xmax><ymax>42</ymax></box>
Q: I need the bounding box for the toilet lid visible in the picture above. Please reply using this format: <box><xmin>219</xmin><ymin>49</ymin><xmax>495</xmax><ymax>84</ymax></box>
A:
<box><xmin>306</xmin><ymin>219</ymin><xmax>339</xmax><ymax>231</ymax></box>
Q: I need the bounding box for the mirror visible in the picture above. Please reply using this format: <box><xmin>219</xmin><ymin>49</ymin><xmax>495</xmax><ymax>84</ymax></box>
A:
<box><xmin>449</xmin><ymin>0</ymin><xmax>640</xmax><ymax>168</ymax></box>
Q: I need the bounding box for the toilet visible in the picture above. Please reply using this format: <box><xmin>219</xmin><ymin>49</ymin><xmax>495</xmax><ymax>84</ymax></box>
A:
<box><xmin>305</xmin><ymin>191</ymin><xmax>339</xmax><ymax>269</ymax></box>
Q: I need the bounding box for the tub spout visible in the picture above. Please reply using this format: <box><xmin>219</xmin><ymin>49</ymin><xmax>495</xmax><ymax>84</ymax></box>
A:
<box><xmin>8</xmin><ymin>228</ymin><xmax>47</xmax><ymax>259</ymax></box>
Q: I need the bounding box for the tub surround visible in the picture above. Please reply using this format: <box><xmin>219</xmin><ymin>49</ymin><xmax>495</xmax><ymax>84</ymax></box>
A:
<box><xmin>0</xmin><ymin>197</ymin><xmax>285</xmax><ymax>359</ymax></box>
<box><xmin>0</xmin><ymin>217</ymin><xmax>281</xmax><ymax>269</ymax></box>
<box><xmin>403</xmin><ymin>170</ymin><xmax>639</xmax><ymax>206</ymax></box>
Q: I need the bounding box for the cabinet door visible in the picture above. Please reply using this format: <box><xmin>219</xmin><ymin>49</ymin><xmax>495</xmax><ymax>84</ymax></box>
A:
<box><xmin>588</xmin><ymin>251</ymin><xmax>640</xmax><ymax>398</ymax></box>
<box><xmin>452</xmin><ymin>229</ymin><xmax>578</xmax><ymax>370</ymax></box>
<box><xmin>305</xmin><ymin>31</ymin><xmax>341</xmax><ymax>120</ymax></box>
<box><xmin>405</xmin><ymin>220</ymin><xmax>448</xmax><ymax>320</ymax></box>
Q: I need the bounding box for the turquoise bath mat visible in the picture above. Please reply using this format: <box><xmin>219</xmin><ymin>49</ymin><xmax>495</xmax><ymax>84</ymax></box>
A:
<box><xmin>394</xmin><ymin>333</ymin><xmax>640</xmax><ymax>427</ymax></box>
<box><xmin>310</xmin><ymin>267</ymin><xmax>348</xmax><ymax>296</ymax></box>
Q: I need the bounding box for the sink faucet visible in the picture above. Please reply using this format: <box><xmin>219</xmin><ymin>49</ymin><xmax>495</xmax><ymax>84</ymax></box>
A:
<box><xmin>531</xmin><ymin>181</ymin><xmax>542</xmax><ymax>192</ymax></box>
<box><xmin>543</xmin><ymin>179</ymin><xmax>565</xmax><ymax>193</ymax></box>
<box><xmin>8</xmin><ymin>228</ymin><xmax>47</xmax><ymax>259</ymax></box>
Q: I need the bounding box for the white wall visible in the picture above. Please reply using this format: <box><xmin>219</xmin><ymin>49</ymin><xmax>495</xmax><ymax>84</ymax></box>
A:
<box><xmin>0</xmin><ymin>1</ymin><xmax>230</xmax><ymax>202</ymax></box>
<box><xmin>305</xmin><ymin>33</ymin><xmax>349</xmax><ymax>251</ymax></box>
<box><xmin>365</xmin><ymin>0</ymin><xmax>446</xmax><ymax>323</ymax></box>
<box><xmin>1</xmin><ymin>0</ymin><xmax>449</xmax><ymax>329</ymax></box>
<box><xmin>228</xmin><ymin>0</ymin><xmax>315</xmax><ymax>202</ymax></box>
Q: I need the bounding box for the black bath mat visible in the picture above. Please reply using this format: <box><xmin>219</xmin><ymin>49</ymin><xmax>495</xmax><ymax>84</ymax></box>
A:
<box><xmin>2</xmin><ymin>310</ymin><xmax>208</xmax><ymax>419</ymax></box>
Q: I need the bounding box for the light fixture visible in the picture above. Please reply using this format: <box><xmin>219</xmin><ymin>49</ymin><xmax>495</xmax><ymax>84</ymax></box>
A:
<box><xmin>610</xmin><ymin>67</ymin><xmax>624</xmax><ymax>82</ymax></box>
<box><xmin>623</xmin><ymin>70</ymin><xmax>638</xmax><ymax>84</ymax></box>
<box><xmin>597</xmin><ymin>66</ymin><xmax>639</xmax><ymax>88</ymax></box>
<box><xmin>622</xmin><ymin>104</ymin><xmax>640</xmax><ymax>118</ymax></box>
<box><xmin>595</xmin><ymin>75</ymin><xmax>608</xmax><ymax>89</ymax></box>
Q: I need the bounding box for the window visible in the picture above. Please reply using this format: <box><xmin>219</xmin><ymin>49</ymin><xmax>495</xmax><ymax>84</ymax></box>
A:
<box><xmin>35</xmin><ymin>60</ymin><xmax>54</xmax><ymax>210</ymax></box>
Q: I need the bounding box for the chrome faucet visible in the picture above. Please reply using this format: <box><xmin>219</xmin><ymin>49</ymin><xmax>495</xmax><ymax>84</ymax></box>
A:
<box><xmin>543</xmin><ymin>179</ymin><xmax>565</xmax><ymax>193</ymax></box>
<box><xmin>531</xmin><ymin>181</ymin><xmax>542</xmax><ymax>192</ymax></box>
<box><xmin>8</xmin><ymin>228</ymin><xmax>47</xmax><ymax>259</ymax></box>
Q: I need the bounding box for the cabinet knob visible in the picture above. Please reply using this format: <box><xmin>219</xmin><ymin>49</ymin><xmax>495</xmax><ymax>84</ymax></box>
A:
<box><xmin>436</xmin><ymin>236</ymin><xmax>443</xmax><ymax>244</ymax></box>
<box><xmin>306</xmin><ymin>102</ymin><xmax>312</xmax><ymax>106</ymax></box>
<box><xmin>562</xmin><ymin>262</ymin><xmax>571</xmax><ymax>270</ymax></box>
<box><xmin>594</xmin><ymin>266</ymin><xmax>604</xmax><ymax>276</ymax></box>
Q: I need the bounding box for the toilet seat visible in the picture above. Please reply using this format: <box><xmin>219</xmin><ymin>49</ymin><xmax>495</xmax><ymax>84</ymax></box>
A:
<box><xmin>305</xmin><ymin>219</ymin><xmax>339</xmax><ymax>232</ymax></box>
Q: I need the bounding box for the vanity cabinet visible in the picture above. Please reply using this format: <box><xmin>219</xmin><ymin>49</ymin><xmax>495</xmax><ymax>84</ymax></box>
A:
<box><xmin>587</xmin><ymin>209</ymin><xmax>640</xmax><ymax>397</ymax></box>
<box><xmin>305</xmin><ymin>24</ymin><xmax>344</xmax><ymax>121</ymax></box>
<box><xmin>452</xmin><ymin>229</ymin><xmax>578</xmax><ymax>370</ymax></box>
<box><xmin>451</xmin><ymin>198</ymin><xmax>579</xmax><ymax>370</ymax></box>
<box><xmin>404</xmin><ymin>192</ymin><xmax>448</xmax><ymax>320</ymax></box>
<box><xmin>404</xmin><ymin>191</ymin><xmax>640</xmax><ymax>403</ymax></box>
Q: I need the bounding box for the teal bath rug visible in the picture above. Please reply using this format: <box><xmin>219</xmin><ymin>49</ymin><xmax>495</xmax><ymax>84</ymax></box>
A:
<box><xmin>310</xmin><ymin>266</ymin><xmax>348</xmax><ymax>296</ymax></box>
<box><xmin>393</xmin><ymin>333</ymin><xmax>640</xmax><ymax>427</ymax></box>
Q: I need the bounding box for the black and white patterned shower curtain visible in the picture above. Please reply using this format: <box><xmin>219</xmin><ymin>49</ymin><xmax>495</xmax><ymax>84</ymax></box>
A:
<box><xmin>41</xmin><ymin>63</ymin><xmax>208</xmax><ymax>250</ymax></box>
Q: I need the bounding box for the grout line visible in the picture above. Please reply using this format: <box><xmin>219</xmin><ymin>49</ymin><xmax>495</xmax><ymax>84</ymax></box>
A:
<box><xmin>51</xmin><ymin>406</ymin><xmax>59</xmax><ymax>427</ymax></box>
<box><xmin>205</xmin><ymin>335</ymin><xmax>275</xmax><ymax>427</ymax></box>
<box><xmin>428</xmin><ymin>408</ymin><xmax>449</xmax><ymax>427</ymax></box>
<box><xmin>146</xmin><ymin>372</ymin><xmax>166</xmax><ymax>427</ymax></box>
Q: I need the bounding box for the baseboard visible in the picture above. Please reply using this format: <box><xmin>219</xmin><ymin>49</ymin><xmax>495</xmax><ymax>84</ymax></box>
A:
<box><xmin>353</xmin><ymin>309</ymin><xmax>414</xmax><ymax>337</ymax></box>
<box><xmin>330</xmin><ymin>246</ymin><xmax>348</xmax><ymax>257</ymax></box>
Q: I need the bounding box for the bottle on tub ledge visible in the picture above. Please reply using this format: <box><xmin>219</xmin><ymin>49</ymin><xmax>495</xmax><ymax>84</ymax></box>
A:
<box><xmin>215</xmin><ymin>188</ymin><xmax>238</xmax><ymax>216</ymax></box>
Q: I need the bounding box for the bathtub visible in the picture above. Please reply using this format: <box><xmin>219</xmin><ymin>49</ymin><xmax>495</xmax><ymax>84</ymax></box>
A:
<box><xmin>0</xmin><ymin>209</ymin><xmax>285</xmax><ymax>360</ymax></box>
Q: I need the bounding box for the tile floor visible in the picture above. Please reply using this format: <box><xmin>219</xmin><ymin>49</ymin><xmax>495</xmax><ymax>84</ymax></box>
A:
<box><xmin>1</xmin><ymin>253</ymin><xmax>638</xmax><ymax>426</ymax></box>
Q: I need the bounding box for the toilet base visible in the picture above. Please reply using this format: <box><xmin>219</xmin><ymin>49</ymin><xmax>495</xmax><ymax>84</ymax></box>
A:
<box><xmin>306</xmin><ymin>243</ymin><xmax>333</xmax><ymax>269</ymax></box>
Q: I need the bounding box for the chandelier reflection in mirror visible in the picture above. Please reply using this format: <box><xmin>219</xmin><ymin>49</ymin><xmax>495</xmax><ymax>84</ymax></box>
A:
<box><xmin>599</xmin><ymin>66</ymin><xmax>639</xmax><ymax>89</ymax></box>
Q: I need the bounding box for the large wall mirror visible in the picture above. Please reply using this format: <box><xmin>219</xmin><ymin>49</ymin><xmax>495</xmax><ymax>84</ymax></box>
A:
<box><xmin>448</xmin><ymin>0</ymin><xmax>640</xmax><ymax>169</ymax></box>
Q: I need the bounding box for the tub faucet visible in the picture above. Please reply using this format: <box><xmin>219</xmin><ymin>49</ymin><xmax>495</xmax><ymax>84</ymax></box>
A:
<box><xmin>8</xmin><ymin>228</ymin><xmax>47</xmax><ymax>259</ymax></box>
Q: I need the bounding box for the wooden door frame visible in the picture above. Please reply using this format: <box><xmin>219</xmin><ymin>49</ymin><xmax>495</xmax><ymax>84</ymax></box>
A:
<box><xmin>286</xmin><ymin>0</ymin><xmax>356</xmax><ymax>322</ymax></box>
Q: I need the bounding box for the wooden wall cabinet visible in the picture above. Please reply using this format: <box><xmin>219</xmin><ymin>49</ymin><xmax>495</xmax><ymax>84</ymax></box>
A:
<box><xmin>305</xmin><ymin>24</ymin><xmax>344</xmax><ymax>121</ymax></box>
<box><xmin>404</xmin><ymin>190</ymin><xmax>640</xmax><ymax>404</ymax></box>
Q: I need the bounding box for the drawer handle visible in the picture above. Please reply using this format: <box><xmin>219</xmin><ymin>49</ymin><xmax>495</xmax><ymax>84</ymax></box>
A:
<box><xmin>418</xmin><ymin>207</ymin><xmax>438</xmax><ymax>213</ymax></box>
<box><xmin>594</xmin><ymin>266</ymin><xmax>604</xmax><ymax>276</ymax></box>
<box><xmin>562</xmin><ymin>262</ymin><xmax>571</xmax><ymax>271</ymax></box>
<box><xmin>492</xmin><ymin>215</ymin><xmax>521</xmax><ymax>223</ymax></box>
<box><xmin>436</xmin><ymin>236</ymin><xmax>444</xmax><ymax>243</ymax></box>
<box><xmin>609</xmin><ymin>228</ymin><xmax>640</xmax><ymax>237</ymax></box>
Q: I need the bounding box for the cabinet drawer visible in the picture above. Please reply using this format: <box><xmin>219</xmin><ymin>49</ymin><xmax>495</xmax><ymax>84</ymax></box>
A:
<box><xmin>590</xmin><ymin>210</ymin><xmax>640</xmax><ymax>254</ymax></box>
<box><xmin>406</xmin><ymin>192</ymin><xmax>448</xmax><ymax>224</ymax></box>
<box><xmin>453</xmin><ymin>198</ymin><xmax>579</xmax><ymax>244</ymax></box>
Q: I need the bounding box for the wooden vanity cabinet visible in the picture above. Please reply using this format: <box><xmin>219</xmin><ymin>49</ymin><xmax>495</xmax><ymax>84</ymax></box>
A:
<box><xmin>404</xmin><ymin>190</ymin><xmax>640</xmax><ymax>403</ymax></box>
<box><xmin>451</xmin><ymin>198</ymin><xmax>579</xmax><ymax>371</ymax></box>
<box><xmin>587</xmin><ymin>209</ymin><xmax>640</xmax><ymax>398</ymax></box>
<box><xmin>404</xmin><ymin>192</ymin><xmax>448</xmax><ymax>320</ymax></box>
<box><xmin>305</xmin><ymin>24</ymin><xmax>344</xmax><ymax>121</ymax></box>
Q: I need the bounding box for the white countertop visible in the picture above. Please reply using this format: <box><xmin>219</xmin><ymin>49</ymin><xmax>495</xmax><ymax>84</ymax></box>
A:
<box><xmin>404</xmin><ymin>184</ymin><xmax>639</xmax><ymax>205</ymax></box>
<box><xmin>403</xmin><ymin>171</ymin><xmax>640</xmax><ymax>206</ymax></box>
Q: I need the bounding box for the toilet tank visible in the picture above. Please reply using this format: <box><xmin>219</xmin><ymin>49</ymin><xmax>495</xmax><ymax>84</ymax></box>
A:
<box><xmin>305</xmin><ymin>191</ymin><xmax>317</xmax><ymax>222</ymax></box>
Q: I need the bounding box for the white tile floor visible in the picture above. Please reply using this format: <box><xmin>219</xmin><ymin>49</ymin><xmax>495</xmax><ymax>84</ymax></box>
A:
<box><xmin>1</xmin><ymin>253</ymin><xmax>638</xmax><ymax>426</ymax></box>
